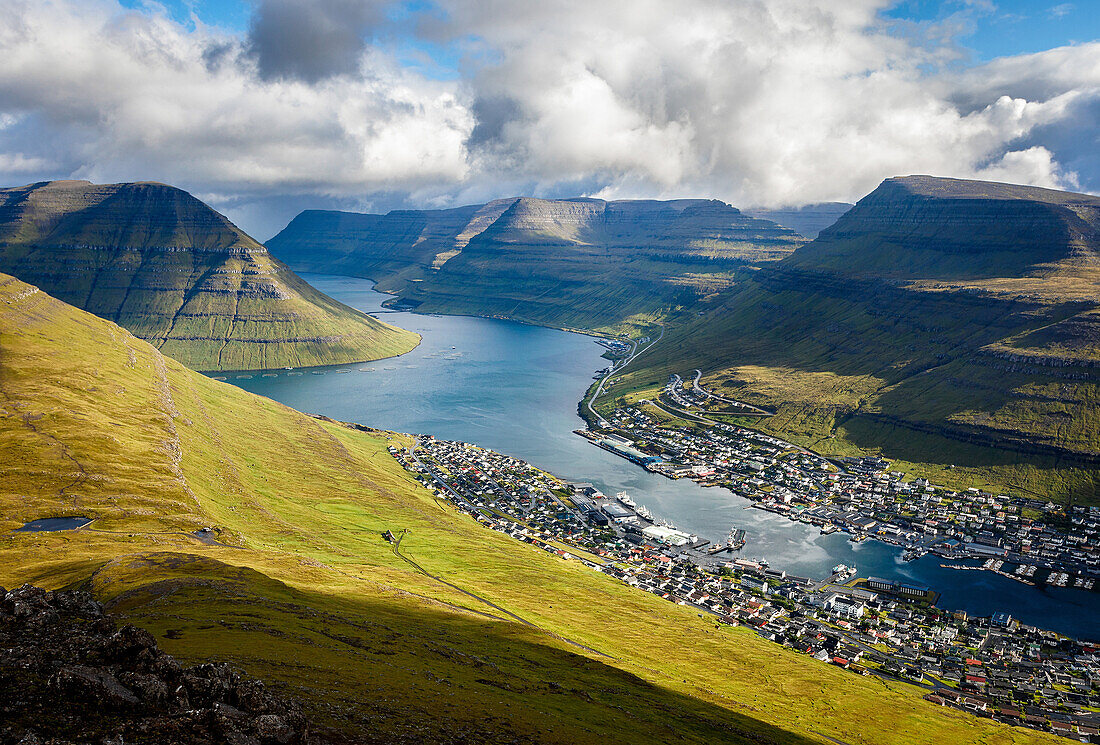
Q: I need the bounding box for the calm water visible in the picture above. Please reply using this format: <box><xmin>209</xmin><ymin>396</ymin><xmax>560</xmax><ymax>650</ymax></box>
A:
<box><xmin>225</xmin><ymin>274</ymin><xmax>1100</xmax><ymax>640</ymax></box>
<box><xmin>15</xmin><ymin>517</ymin><xmax>92</xmax><ymax>532</ymax></box>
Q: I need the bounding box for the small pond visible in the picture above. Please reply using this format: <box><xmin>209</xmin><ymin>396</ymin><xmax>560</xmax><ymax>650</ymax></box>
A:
<box><xmin>15</xmin><ymin>517</ymin><xmax>93</xmax><ymax>532</ymax></box>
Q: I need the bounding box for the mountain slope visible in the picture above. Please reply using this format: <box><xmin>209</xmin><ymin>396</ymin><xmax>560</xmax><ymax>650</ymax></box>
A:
<box><xmin>789</xmin><ymin>175</ymin><xmax>1100</xmax><ymax>285</ymax></box>
<box><xmin>613</xmin><ymin>176</ymin><xmax>1100</xmax><ymax>502</ymax></box>
<box><xmin>269</xmin><ymin>197</ymin><xmax>804</xmax><ymax>332</ymax></box>
<box><xmin>0</xmin><ymin>272</ymin><xmax>1048</xmax><ymax>745</ymax></box>
<box><xmin>745</xmin><ymin>202</ymin><xmax>853</xmax><ymax>239</ymax></box>
<box><xmin>0</xmin><ymin>180</ymin><xmax>418</xmax><ymax>370</ymax></box>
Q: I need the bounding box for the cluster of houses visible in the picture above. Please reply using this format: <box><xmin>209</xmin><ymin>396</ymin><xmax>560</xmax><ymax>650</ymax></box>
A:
<box><xmin>390</xmin><ymin>436</ymin><xmax>1100</xmax><ymax>741</ymax></box>
<box><xmin>597</xmin><ymin>401</ymin><xmax>1100</xmax><ymax>591</ymax></box>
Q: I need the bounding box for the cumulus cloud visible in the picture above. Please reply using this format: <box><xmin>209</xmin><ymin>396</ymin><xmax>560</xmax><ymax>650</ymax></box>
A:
<box><xmin>0</xmin><ymin>0</ymin><xmax>1096</xmax><ymax>238</ymax></box>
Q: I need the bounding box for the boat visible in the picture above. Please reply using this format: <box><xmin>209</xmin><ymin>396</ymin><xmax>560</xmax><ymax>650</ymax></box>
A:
<box><xmin>820</xmin><ymin>523</ymin><xmax>837</xmax><ymax>535</ymax></box>
<box><xmin>616</xmin><ymin>492</ymin><xmax>637</xmax><ymax>509</ymax></box>
<box><xmin>637</xmin><ymin>505</ymin><xmax>653</xmax><ymax>520</ymax></box>
<box><xmin>728</xmin><ymin>528</ymin><xmax>747</xmax><ymax>550</ymax></box>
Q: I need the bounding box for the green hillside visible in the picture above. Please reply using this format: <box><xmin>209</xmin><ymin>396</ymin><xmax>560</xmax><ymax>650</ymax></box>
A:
<box><xmin>269</xmin><ymin>197</ymin><xmax>804</xmax><ymax>333</ymax></box>
<box><xmin>612</xmin><ymin>176</ymin><xmax>1100</xmax><ymax>502</ymax></box>
<box><xmin>0</xmin><ymin>271</ymin><xmax>1049</xmax><ymax>744</ymax></box>
<box><xmin>0</xmin><ymin>180</ymin><xmax>419</xmax><ymax>370</ymax></box>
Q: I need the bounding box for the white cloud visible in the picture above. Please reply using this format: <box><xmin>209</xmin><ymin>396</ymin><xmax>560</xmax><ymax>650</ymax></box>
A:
<box><xmin>0</xmin><ymin>0</ymin><xmax>1096</xmax><ymax>238</ymax></box>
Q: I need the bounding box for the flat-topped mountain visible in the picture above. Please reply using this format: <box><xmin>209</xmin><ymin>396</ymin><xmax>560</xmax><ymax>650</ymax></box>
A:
<box><xmin>0</xmin><ymin>180</ymin><xmax>418</xmax><ymax>370</ymax></box>
<box><xmin>614</xmin><ymin>176</ymin><xmax>1100</xmax><ymax>502</ymax></box>
<box><xmin>269</xmin><ymin>196</ymin><xmax>803</xmax><ymax>331</ymax></box>
<box><xmin>476</xmin><ymin>197</ymin><xmax>798</xmax><ymax>247</ymax></box>
<box><xmin>788</xmin><ymin>175</ymin><xmax>1100</xmax><ymax>288</ymax></box>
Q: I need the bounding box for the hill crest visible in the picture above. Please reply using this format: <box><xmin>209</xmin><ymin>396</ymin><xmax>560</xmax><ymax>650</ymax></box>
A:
<box><xmin>0</xmin><ymin>180</ymin><xmax>418</xmax><ymax>370</ymax></box>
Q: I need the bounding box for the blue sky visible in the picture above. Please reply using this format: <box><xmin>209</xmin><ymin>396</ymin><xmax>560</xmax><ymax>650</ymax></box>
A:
<box><xmin>883</xmin><ymin>0</ymin><xmax>1099</xmax><ymax>60</ymax></box>
<box><xmin>130</xmin><ymin>0</ymin><xmax>1099</xmax><ymax>63</ymax></box>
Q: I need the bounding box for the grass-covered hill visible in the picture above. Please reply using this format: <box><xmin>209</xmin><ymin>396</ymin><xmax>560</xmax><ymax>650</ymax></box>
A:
<box><xmin>0</xmin><ymin>180</ymin><xmax>418</xmax><ymax>370</ymax></box>
<box><xmin>0</xmin><ymin>271</ymin><xmax>1050</xmax><ymax>745</ymax></box>
<box><xmin>269</xmin><ymin>196</ymin><xmax>804</xmax><ymax>333</ymax></box>
<box><xmin>268</xmin><ymin>199</ymin><xmax>518</xmax><ymax>283</ymax></box>
<box><xmin>615</xmin><ymin>176</ymin><xmax>1100</xmax><ymax>502</ymax></box>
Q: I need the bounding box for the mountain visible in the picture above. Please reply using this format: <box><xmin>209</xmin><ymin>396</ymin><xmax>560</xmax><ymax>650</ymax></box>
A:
<box><xmin>0</xmin><ymin>180</ymin><xmax>418</xmax><ymax>370</ymax></box>
<box><xmin>0</xmin><ymin>271</ymin><xmax>1044</xmax><ymax>744</ymax></box>
<box><xmin>611</xmin><ymin>176</ymin><xmax>1100</xmax><ymax>502</ymax></box>
<box><xmin>266</xmin><ymin>200</ymin><xmax>513</xmax><ymax>282</ymax></box>
<box><xmin>269</xmin><ymin>197</ymin><xmax>804</xmax><ymax>332</ymax></box>
<box><xmin>745</xmin><ymin>202</ymin><xmax>853</xmax><ymax>239</ymax></box>
<box><xmin>788</xmin><ymin>176</ymin><xmax>1100</xmax><ymax>285</ymax></box>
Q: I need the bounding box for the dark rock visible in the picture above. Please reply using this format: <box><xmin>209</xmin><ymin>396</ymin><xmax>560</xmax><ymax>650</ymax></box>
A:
<box><xmin>0</xmin><ymin>585</ymin><xmax>322</xmax><ymax>745</ymax></box>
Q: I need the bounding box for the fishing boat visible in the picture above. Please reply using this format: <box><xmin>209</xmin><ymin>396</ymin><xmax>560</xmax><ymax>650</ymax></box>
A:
<box><xmin>616</xmin><ymin>492</ymin><xmax>637</xmax><ymax>509</ymax></box>
<box><xmin>728</xmin><ymin>528</ymin><xmax>747</xmax><ymax>550</ymax></box>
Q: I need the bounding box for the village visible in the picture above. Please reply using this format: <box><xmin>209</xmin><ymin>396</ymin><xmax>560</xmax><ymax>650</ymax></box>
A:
<box><xmin>392</xmin><ymin>435</ymin><xmax>1100</xmax><ymax>742</ymax></box>
<box><xmin>585</xmin><ymin>373</ymin><xmax>1100</xmax><ymax>594</ymax></box>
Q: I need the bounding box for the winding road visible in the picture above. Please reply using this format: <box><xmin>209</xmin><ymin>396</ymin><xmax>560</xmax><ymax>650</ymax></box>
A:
<box><xmin>586</xmin><ymin>324</ymin><xmax>665</xmax><ymax>425</ymax></box>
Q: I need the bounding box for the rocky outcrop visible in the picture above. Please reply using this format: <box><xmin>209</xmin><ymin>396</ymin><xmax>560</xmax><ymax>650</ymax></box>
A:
<box><xmin>0</xmin><ymin>181</ymin><xmax>418</xmax><ymax>371</ymax></box>
<box><xmin>0</xmin><ymin>584</ymin><xmax>321</xmax><ymax>745</ymax></box>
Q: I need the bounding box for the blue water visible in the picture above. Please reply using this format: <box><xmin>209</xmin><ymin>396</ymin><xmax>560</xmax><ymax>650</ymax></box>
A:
<box><xmin>225</xmin><ymin>274</ymin><xmax>1100</xmax><ymax>641</ymax></box>
<box><xmin>15</xmin><ymin>517</ymin><xmax>92</xmax><ymax>532</ymax></box>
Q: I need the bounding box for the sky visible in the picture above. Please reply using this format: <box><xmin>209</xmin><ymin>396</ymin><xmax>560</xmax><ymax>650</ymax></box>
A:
<box><xmin>0</xmin><ymin>0</ymin><xmax>1097</xmax><ymax>239</ymax></box>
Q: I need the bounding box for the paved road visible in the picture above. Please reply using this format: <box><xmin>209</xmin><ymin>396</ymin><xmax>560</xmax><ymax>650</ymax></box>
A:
<box><xmin>586</xmin><ymin>324</ymin><xmax>665</xmax><ymax>424</ymax></box>
<box><xmin>691</xmin><ymin>369</ymin><xmax>773</xmax><ymax>415</ymax></box>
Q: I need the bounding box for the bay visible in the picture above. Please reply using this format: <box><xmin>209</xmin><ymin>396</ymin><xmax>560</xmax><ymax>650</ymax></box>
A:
<box><xmin>224</xmin><ymin>274</ymin><xmax>1099</xmax><ymax>640</ymax></box>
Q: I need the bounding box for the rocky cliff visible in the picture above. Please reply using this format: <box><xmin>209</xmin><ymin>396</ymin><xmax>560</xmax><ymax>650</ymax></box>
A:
<box><xmin>0</xmin><ymin>181</ymin><xmax>418</xmax><ymax>370</ymax></box>
<box><xmin>788</xmin><ymin>175</ymin><xmax>1100</xmax><ymax>282</ymax></box>
<box><xmin>0</xmin><ymin>584</ymin><xmax>319</xmax><ymax>745</ymax></box>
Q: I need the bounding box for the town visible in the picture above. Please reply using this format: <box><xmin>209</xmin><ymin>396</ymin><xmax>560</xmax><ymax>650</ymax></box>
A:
<box><xmin>393</xmin><ymin>435</ymin><xmax>1100</xmax><ymax>741</ymax></box>
<box><xmin>584</xmin><ymin>370</ymin><xmax>1100</xmax><ymax>593</ymax></box>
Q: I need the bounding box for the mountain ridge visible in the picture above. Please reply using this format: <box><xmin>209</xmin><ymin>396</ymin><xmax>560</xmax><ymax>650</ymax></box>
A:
<box><xmin>609</xmin><ymin>175</ymin><xmax>1100</xmax><ymax>501</ymax></box>
<box><xmin>0</xmin><ymin>180</ymin><xmax>419</xmax><ymax>370</ymax></box>
<box><xmin>269</xmin><ymin>196</ymin><xmax>805</xmax><ymax>331</ymax></box>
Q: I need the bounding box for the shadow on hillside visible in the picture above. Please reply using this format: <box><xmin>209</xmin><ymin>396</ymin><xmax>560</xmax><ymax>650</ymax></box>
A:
<box><xmin>88</xmin><ymin>552</ymin><xmax>823</xmax><ymax>745</ymax></box>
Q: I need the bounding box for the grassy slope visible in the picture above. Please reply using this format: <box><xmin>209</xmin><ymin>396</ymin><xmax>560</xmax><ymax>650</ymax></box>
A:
<box><xmin>269</xmin><ymin>198</ymin><xmax>802</xmax><ymax>335</ymax></box>
<box><xmin>610</xmin><ymin>271</ymin><xmax>1100</xmax><ymax>502</ymax></box>
<box><xmin>397</xmin><ymin>200</ymin><xmax>802</xmax><ymax>333</ymax></box>
<box><xmin>608</xmin><ymin>178</ymin><xmax>1100</xmax><ymax>503</ymax></box>
<box><xmin>0</xmin><ymin>272</ymin><xmax>1050</xmax><ymax>745</ymax></box>
<box><xmin>0</xmin><ymin>181</ymin><xmax>419</xmax><ymax>370</ymax></box>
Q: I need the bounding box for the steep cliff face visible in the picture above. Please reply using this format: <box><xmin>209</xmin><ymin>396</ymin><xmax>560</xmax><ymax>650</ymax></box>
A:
<box><xmin>0</xmin><ymin>181</ymin><xmax>418</xmax><ymax>370</ymax></box>
<box><xmin>619</xmin><ymin>177</ymin><xmax>1100</xmax><ymax>501</ymax></box>
<box><xmin>400</xmin><ymin>197</ymin><xmax>801</xmax><ymax>327</ymax></box>
<box><xmin>268</xmin><ymin>196</ymin><xmax>803</xmax><ymax>330</ymax></box>
<box><xmin>789</xmin><ymin>176</ymin><xmax>1100</xmax><ymax>281</ymax></box>
<box><xmin>478</xmin><ymin>197</ymin><xmax>800</xmax><ymax>249</ymax></box>
<box><xmin>267</xmin><ymin>203</ymin><xmax>487</xmax><ymax>279</ymax></box>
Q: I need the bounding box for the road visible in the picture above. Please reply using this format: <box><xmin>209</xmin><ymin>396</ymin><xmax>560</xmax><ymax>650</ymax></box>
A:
<box><xmin>586</xmin><ymin>323</ymin><xmax>665</xmax><ymax>425</ymax></box>
<box><xmin>691</xmin><ymin>369</ymin><xmax>773</xmax><ymax>415</ymax></box>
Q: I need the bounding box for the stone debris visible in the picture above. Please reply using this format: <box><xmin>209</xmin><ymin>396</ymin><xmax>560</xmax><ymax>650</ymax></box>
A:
<box><xmin>0</xmin><ymin>584</ymin><xmax>320</xmax><ymax>745</ymax></box>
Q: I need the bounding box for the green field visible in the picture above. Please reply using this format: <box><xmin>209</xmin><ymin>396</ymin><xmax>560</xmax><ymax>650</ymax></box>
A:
<box><xmin>0</xmin><ymin>271</ymin><xmax>1056</xmax><ymax>744</ymax></box>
